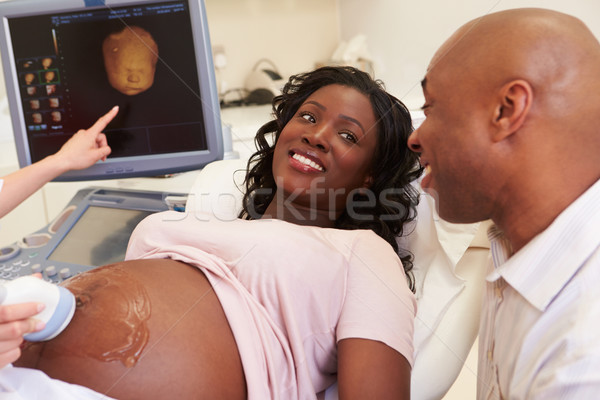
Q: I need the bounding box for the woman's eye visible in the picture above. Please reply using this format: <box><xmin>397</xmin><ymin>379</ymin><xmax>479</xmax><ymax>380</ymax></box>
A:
<box><xmin>300</xmin><ymin>112</ymin><xmax>315</xmax><ymax>123</ymax></box>
<box><xmin>340</xmin><ymin>131</ymin><xmax>357</xmax><ymax>143</ymax></box>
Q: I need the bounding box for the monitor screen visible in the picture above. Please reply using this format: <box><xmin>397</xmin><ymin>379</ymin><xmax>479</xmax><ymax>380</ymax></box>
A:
<box><xmin>48</xmin><ymin>205</ymin><xmax>152</xmax><ymax>267</ymax></box>
<box><xmin>0</xmin><ymin>0</ymin><xmax>223</xmax><ymax>181</ymax></box>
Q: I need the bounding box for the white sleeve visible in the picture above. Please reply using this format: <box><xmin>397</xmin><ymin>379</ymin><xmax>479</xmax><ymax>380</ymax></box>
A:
<box><xmin>0</xmin><ymin>365</ymin><xmax>116</xmax><ymax>400</ymax></box>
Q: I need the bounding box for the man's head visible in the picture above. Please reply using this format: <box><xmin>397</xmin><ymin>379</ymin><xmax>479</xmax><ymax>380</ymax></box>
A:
<box><xmin>408</xmin><ymin>8</ymin><xmax>600</xmax><ymax>246</ymax></box>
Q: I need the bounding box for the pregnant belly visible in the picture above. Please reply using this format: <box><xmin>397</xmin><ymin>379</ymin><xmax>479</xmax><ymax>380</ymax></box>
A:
<box><xmin>16</xmin><ymin>259</ymin><xmax>247</xmax><ymax>400</ymax></box>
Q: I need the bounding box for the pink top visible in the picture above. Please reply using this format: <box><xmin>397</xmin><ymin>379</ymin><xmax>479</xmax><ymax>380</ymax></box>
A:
<box><xmin>126</xmin><ymin>211</ymin><xmax>416</xmax><ymax>399</ymax></box>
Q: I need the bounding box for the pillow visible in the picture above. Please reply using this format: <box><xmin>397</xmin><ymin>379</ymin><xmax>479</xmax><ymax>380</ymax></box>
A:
<box><xmin>186</xmin><ymin>158</ymin><xmax>247</xmax><ymax>220</ymax></box>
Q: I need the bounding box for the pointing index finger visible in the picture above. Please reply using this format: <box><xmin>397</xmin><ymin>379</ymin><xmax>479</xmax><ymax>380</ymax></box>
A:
<box><xmin>90</xmin><ymin>105</ymin><xmax>119</xmax><ymax>133</ymax></box>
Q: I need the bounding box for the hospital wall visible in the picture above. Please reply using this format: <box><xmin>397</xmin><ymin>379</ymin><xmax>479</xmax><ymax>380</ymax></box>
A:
<box><xmin>338</xmin><ymin>0</ymin><xmax>600</xmax><ymax>110</ymax></box>
<box><xmin>204</xmin><ymin>0</ymin><xmax>600</xmax><ymax>111</ymax></box>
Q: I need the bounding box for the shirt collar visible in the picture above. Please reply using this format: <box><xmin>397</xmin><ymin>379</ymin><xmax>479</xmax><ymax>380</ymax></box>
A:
<box><xmin>486</xmin><ymin>179</ymin><xmax>600</xmax><ymax>311</ymax></box>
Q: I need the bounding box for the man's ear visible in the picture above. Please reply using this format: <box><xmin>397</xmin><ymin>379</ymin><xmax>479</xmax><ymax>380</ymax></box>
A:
<box><xmin>492</xmin><ymin>79</ymin><xmax>532</xmax><ymax>142</ymax></box>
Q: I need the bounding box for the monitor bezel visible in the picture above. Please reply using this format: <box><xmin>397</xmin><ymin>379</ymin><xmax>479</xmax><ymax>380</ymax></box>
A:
<box><xmin>0</xmin><ymin>0</ymin><xmax>223</xmax><ymax>181</ymax></box>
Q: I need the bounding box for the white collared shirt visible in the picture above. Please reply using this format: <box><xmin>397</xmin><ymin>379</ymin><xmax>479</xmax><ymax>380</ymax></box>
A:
<box><xmin>478</xmin><ymin>179</ymin><xmax>600</xmax><ymax>400</ymax></box>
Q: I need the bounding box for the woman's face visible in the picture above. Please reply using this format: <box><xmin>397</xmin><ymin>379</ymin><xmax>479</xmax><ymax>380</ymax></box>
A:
<box><xmin>272</xmin><ymin>84</ymin><xmax>378</xmax><ymax>213</ymax></box>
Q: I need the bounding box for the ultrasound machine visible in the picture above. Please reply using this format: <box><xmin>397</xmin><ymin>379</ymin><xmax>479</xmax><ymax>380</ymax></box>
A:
<box><xmin>0</xmin><ymin>0</ymin><xmax>224</xmax><ymax>284</ymax></box>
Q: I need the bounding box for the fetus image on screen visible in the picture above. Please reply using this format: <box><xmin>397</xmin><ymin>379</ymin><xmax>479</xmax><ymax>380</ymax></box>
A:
<box><xmin>41</xmin><ymin>57</ymin><xmax>53</xmax><ymax>69</ymax></box>
<box><xmin>23</xmin><ymin>73</ymin><xmax>35</xmax><ymax>85</ymax></box>
<box><xmin>44</xmin><ymin>70</ymin><xmax>56</xmax><ymax>83</ymax></box>
<box><xmin>102</xmin><ymin>26</ymin><xmax>159</xmax><ymax>96</ymax></box>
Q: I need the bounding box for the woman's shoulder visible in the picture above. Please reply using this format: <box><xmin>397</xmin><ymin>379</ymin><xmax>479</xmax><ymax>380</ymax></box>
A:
<box><xmin>313</xmin><ymin>226</ymin><xmax>401</xmax><ymax>264</ymax></box>
<box><xmin>326</xmin><ymin>227</ymin><xmax>396</xmax><ymax>250</ymax></box>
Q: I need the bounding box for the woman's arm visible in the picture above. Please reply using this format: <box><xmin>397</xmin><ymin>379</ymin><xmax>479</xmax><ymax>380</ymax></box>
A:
<box><xmin>337</xmin><ymin>338</ymin><xmax>411</xmax><ymax>400</ymax></box>
<box><xmin>0</xmin><ymin>106</ymin><xmax>118</xmax><ymax>218</ymax></box>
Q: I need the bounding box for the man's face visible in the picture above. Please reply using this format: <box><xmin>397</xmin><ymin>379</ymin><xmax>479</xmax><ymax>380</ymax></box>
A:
<box><xmin>407</xmin><ymin>61</ymin><xmax>495</xmax><ymax>223</ymax></box>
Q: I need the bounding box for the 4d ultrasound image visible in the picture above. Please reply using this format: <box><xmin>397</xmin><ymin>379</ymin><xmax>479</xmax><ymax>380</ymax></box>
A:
<box><xmin>103</xmin><ymin>26</ymin><xmax>159</xmax><ymax>96</ymax></box>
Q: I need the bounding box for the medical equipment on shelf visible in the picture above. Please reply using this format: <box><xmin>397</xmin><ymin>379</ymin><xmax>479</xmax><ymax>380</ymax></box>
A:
<box><xmin>0</xmin><ymin>187</ymin><xmax>187</xmax><ymax>284</ymax></box>
<box><xmin>0</xmin><ymin>276</ymin><xmax>75</xmax><ymax>341</ymax></box>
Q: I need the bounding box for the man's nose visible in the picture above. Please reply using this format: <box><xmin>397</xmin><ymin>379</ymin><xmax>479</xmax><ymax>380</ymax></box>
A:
<box><xmin>407</xmin><ymin>128</ymin><xmax>422</xmax><ymax>153</ymax></box>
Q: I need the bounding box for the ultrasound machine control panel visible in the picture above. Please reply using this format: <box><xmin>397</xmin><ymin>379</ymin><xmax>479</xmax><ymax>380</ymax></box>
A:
<box><xmin>0</xmin><ymin>187</ymin><xmax>187</xmax><ymax>284</ymax></box>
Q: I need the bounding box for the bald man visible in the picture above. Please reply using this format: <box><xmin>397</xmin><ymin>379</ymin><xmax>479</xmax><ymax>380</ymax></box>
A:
<box><xmin>408</xmin><ymin>8</ymin><xmax>600</xmax><ymax>399</ymax></box>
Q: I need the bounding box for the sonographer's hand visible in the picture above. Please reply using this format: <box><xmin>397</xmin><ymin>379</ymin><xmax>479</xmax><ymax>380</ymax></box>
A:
<box><xmin>0</xmin><ymin>106</ymin><xmax>119</xmax><ymax>219</ymax></box>
<box><xmin>0</xmin><ymin>302</ymin><xmax>45</xmax><ymax>369</ymax></box>
<box><xmin>53</xmin><ymin>105</ymin><xmax>119</xmax><ymax>171</ymax></box>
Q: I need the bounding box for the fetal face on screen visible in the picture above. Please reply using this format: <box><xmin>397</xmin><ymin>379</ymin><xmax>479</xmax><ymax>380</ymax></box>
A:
<box><xmin>24</xmin><ymin>73</ymin><xmax>35</xmax><ymax>85</ymax></box>
<box><xmin>41</xmin><ymin>57</ymin><xmax>53</xmax><ymax>69</ymax></box>
<box><xmin>44</xmin><ymin>71</ymin><xmax>56</xmax><ymax>83</ymax></box>
<box><xmin>102</xmin><ymin>26</ymin><xmax>159</xmax><ymax>96</ymax></box>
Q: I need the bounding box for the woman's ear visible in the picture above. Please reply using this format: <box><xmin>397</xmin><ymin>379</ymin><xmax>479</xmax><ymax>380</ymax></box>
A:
<box><xmin>492</xmin><ymin>79</ymin><xmax>532</xmax><ymax>142</ymax></box>
<box><xmin>362</xmin><ymin>175</ymin><xmax>373</xmax><ymax>189</ymax></box>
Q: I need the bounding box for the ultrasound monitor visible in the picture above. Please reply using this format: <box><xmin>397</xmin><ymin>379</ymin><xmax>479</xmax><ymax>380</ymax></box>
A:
<box><xmin>0</xmin><ymin>0</ymin><xmax>223</xmax><ymax>181</ymax></box>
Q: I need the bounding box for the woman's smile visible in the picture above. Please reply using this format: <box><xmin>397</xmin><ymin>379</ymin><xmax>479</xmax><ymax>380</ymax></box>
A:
<box><xmin>288</xmin><ymin>150</ymin><xmax>326</xmax><ymax>173</ymax></box>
